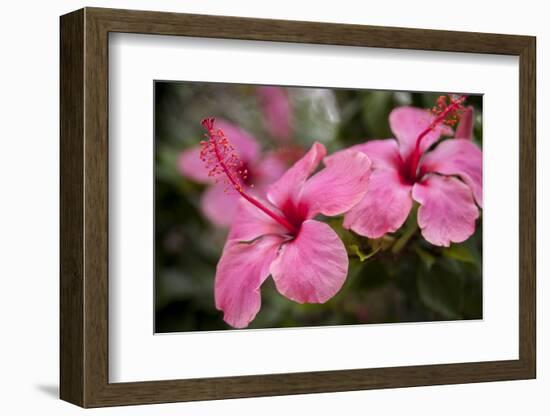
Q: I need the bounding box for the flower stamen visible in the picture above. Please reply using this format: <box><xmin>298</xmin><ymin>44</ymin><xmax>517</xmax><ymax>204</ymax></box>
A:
<box><xmin>407</xmin><ymin>94</ymin><xmax>467</xmax><ymax>180</ymax></box>
<box><xmin>200</xmin><ymin>117</ymin><xmax>297</xmax><ymax>234</ymax></box>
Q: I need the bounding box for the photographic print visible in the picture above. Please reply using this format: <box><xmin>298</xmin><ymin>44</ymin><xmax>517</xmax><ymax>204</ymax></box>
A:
<box><xmin>154</xmin><ymin>82</ymin><xmax>483</xmax><ymax>332</ymax></box>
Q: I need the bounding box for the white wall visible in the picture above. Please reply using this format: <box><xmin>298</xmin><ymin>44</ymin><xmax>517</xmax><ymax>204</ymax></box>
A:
<box><xmin>0</xmin><ymin>0</ymin><xmax>546</xmax><ymax>414</ymax></box>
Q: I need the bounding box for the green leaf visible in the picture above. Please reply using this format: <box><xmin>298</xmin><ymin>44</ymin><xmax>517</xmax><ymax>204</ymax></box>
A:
<box><xmin>370</xmin><ymin>235</ymin><xmax>395</xmax><ymax>252</ymax></box>
<box><xmin>349</xmin><ymin>244</ymin><xmax>379</xmax><ymax>262</ymax></box>
<box><xmin>415</xmin><ymin>247</ymin><xmax>436</xmax><ymax>270</ymax></box>
<box><xmin>417</xmin><ymin>261</ymin><xmax>465</xmax><ymax>319</ymax></box>
<box><xmin>442</xmin><ymin>244</ymin><xmax>476</xmax><ymax>264</ymax></box>
<box><xmin>329</xmin><ymin>217</ymin><xmax>387</xmax><ymax>262</ymax></box>
<box><xmin>327</xmin><ymin>217</ymin><xmax>352</xmax><ymax>244</ymax></box>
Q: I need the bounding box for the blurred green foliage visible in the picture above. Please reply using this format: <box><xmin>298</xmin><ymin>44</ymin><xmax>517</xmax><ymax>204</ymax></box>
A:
<box><xmin>154</xmin><ymin>82</ymin><xmax>483</xmax><ymax>332</ymax></box>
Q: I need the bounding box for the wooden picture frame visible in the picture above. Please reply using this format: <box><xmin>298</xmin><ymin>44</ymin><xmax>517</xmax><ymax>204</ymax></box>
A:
<box><xmin>60</xmin><ymin>7</ymin><xmax>536</xmax><ymax>408</ymax></box>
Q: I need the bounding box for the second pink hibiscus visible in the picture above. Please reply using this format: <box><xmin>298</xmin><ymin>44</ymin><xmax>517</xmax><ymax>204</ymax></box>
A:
<box><xmin>335</xmin><ymin>95</ymin><xmax>482</xmax><ymax>247</ymax></box>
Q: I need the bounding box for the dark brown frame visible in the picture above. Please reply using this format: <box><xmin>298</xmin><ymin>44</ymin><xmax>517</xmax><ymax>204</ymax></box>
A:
<box><xmin>60</xmin><ymin>7</ymin><xmax>536</xmax><ymax>408</ymax></box>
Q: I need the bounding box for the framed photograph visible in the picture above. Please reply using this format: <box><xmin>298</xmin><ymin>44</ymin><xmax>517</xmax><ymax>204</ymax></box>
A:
<box><xmin>60</xmin><ymin>7</ymin><xmax>536</xmax><ymax>408</ymax></box>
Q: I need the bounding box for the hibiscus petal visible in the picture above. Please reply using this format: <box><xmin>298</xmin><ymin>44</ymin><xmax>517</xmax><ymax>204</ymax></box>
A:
<box><xmin>271</xmin><ymin>220</ymin><xmax>348</xmax><ymax>303</ymax></box>
<box><xmin>200</xmin><ymin>183</ymin><xmax>240</xmax><ymax>227</ymax></box>
<box><xmin>420</xmin><ymin>139</ymin><xmax>482</xmax><ymax>207</ymax></box>
<box><xmin>267</xmin><ymin>142</ymin><xmax>326</xmax><ymax>208</ymax></box>
<box><xmin>389</xmin><ymin>106</ymin><xmax>453</xmax><ymax>159</ymax></box>
<box><xmin>324</xmin><ymin>139</ymin><xmax>402</xmax><ymax>171</ymax></box>
<box><xmin>177</xmin><ymin>146</ymin><xmax>211</xmax><ymax>183</ymax></box>
<box><xmin>216</xmin><ymin>119</ymin><xmax>260</xmax><ymax>163</ymax></box>
<box><xmin>228</xmin><ymin>197</ymin><xmax>287</xmax><ymax>242</ymax></box>
<box><xmin>257</xmin><ymin>86</ymin><xmax>292</xmax><ymax>141</ymax></box>
<box><xmin>412</xmin><ymin>175</ymin><xmax>479</xmax><ymax>247</ymax></box>
<box><xmin>254</xmin><ymin>152</ymin><xmax>287</xmax><ymax>188</ymax></box>
<box><xmin>343</xmin><ymin>169</ymin><xmax>413</xmax><ymax>238</ymax></box>
<box><xmin>300</xmin><ymin>149</ymin><xmax>372</xmax><ymax>217</ymax></box>
<box><xmin>455</xmin><ymin>106</ymin><xmax>474</xmax><ymax>140</ymax></box>
<box><xmin>215</xmin><ymin>235</ymin><xmax>282</xmax><ymax>328</ymax></box>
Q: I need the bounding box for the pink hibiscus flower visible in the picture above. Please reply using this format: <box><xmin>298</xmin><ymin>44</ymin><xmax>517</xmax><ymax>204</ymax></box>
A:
<box><xmin>257</xmin><ymin>86</ymin><xmax>292</xmax><ymax>141</ymax></box>
<box><xmin>177</xmin><ymin>119</ymin><xmax>286</xmax><ymax>227</ymax></box>
<box><xmin>337</xmin><ymin>95</ymin><xmax>482</xmax><ymax>247</ymax></box>
<box><xmin>199</xmin><ymin>118</ymin><xmax>372</xmax><ymax>328</ymax></box>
